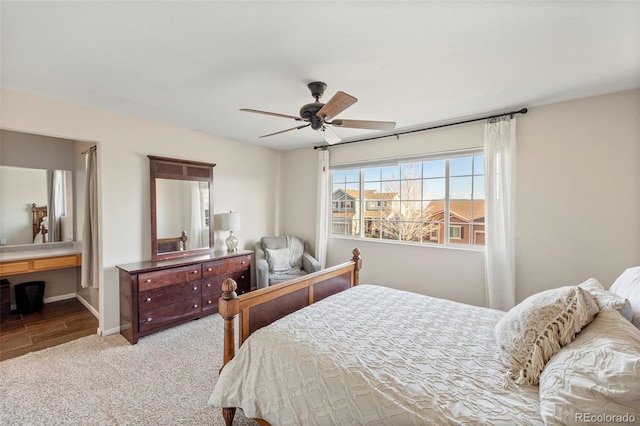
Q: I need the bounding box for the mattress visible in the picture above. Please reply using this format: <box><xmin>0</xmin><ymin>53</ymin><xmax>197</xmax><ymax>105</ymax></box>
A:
<box><xmin>209</xmin><ymin>284</ymin><xmax>542</xmax><ymax>425</ymax></box>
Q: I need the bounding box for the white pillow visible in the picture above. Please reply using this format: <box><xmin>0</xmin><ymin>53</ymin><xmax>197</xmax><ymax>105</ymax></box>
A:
<box><xmin>494</xmin><ymin>285</ymin><xmax>599</xmax><ymax>385</ymax></box>
<box><xmin>609</xmin><ymin>266</ymin><xmax>640</xmax><ymax>329</ymax></box>
<box><xmin>579</xmin><ymin>278</ymin><xmax>633</xmax><ymax>322</ymax></box>
<box><xmin>539</xmin><ymin>307</ymin><xmax>640</xmax><ymax>424</ymax></box>
<box><xmin>265</xmin><ymin>247</ymin><xmax>291</xmax><ymax>272</ymax></box>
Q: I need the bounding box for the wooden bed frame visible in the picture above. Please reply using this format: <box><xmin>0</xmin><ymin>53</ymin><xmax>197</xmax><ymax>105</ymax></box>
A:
<box><xmin>217</xmin><ymin>248</ymin><xmax>362</xmax><ymax>426</ymax></box>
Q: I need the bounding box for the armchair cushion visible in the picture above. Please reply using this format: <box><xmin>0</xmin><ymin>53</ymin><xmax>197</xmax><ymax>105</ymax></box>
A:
<box><xmin>265</xmin><ymin>247</ymin><xmax>291</xmax><ymax>272</ymax></box>
<box><xmin>261</xmin><ymin>236</ymin><xmax>305</xmax><ymax>270</ymax></box>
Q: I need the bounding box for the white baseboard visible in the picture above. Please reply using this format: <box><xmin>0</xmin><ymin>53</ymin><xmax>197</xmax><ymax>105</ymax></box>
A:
<box><xmin>45</xmin><ymin>292</ymin><xmax>77</xmax><ymax>304</ymax></box>
<box><xmin>75</xmin><ymin>293</ymin><xmax>99</xmax><ymax>319</ymax></box>
<box><xmin>101</xmin><ymin>326</ymin><xmax>121</xmax><ymax>336</ymax></box>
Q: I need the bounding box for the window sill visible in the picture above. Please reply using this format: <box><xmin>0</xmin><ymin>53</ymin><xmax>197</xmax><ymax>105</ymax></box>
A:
<box><xmin>329</xmin><ymin>234</ymin><xmax>485</xmax><ymax>253</ymax></box>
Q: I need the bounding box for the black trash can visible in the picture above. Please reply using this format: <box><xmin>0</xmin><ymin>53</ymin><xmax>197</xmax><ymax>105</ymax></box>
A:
<box><xmin>14</xmin><ymin>281</ymin><xmax>45</xmax><ymax>314</ymax></box>
<box><xmin>1</xmin><ymin>278</ymin><xmax>10</xmax><ymax>323</ymax></box>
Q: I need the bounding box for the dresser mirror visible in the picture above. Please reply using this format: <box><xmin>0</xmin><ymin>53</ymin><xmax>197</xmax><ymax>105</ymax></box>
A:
<box><xmin>149</xmin><ymin>156</ymin><xmax>215</xmax><ymax>261</ymax></box>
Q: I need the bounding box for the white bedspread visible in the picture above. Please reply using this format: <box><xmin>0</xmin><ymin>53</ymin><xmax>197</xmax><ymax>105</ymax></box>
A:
<box><xmin>209</xmin><ymin>284</ymin><xmax>542</xmax><ymax>425</ymax></box>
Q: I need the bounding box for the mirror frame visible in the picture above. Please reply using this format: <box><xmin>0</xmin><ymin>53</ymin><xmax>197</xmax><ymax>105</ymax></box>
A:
<box><xmin>149</xmin><ymin>155</ymin><xmax>216</xmax><ymax>261</ymax></box>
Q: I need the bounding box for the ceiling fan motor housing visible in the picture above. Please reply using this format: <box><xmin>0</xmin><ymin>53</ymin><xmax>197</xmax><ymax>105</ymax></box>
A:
<box><xmin>302</xmin><ymin>82</ymin><xmax>328</xmax><ymax>129</ymax></box>
<box><xmin>300</xmin><ymin>102</ymin><xmax>325</xmax><ymax>129</ymax></box>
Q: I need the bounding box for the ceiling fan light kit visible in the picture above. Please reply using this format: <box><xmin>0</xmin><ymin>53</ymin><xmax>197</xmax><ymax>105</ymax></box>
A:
<box><xmin>241</xmin><ymin>81</ymin><xmax>396</xmax><ymax>144</ymax></box>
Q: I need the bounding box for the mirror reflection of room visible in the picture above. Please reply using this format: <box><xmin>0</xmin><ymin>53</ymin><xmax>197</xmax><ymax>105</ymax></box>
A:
<box><xmin>0</xmin><ymin>165</ymin><xmax>73</xmax><ymax>246</ymax></box>
<box><xmin>155</xmin><ymin>179</ymin><xmax>210</xmax><ymax>254</ymax></box>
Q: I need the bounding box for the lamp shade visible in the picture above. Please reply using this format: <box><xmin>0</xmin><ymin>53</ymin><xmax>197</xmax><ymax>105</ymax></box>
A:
<box><xmin>221</xmin><ymin>212</ymin><xmax>240</xmax><ymax>232</ymax></box>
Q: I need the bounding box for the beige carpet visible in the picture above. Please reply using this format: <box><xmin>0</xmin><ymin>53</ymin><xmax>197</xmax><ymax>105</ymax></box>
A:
<box><xmin>0</xmin><ymin>314</ymin><xmax>257</xmax><ymax>425</ymax></box>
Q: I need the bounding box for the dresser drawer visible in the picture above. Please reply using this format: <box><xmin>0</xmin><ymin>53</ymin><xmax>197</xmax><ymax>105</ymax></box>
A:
<box><xmin>201</xmin><ymin>269</ymin><xmax>249</xmax><ymax>313</ymax></box>
<box><xmin>139</xmin><ymin>280</ymin><xmax>202</xmax><ymax>311</ymax></box>
<box><xmin>233</xmin><ymin>269</ymin><xmax>251</xmax><ymax>295</ymax></box>
<box><xmin>138</xmin><ymin>297</ymin><xmax>201</xmax><ymax>332</ymax></box>
<box><xmin>202</xmin><ymin>255</ymin><xmax>250</xmax><ymax>277</ymax></box>
<box><xmin>202</xmin><ymin>269</ymin><xmax>250</xmax><ymax>295</ymax></box>
<box><xmin>139</xmin><ymin>265</ymin><xmax>202</xmax><ymax>291</ymax></box>
<box><xmin>201</xmin><ymin>287</ymin><xmax>223</xmax><ymax>312</ymax></box>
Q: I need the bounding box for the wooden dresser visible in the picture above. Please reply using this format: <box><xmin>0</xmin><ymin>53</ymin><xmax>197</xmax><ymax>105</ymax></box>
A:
<box><xmin>117</xmin><ymin>250</ymin><xmax>251</xmax><ymax>344</ymax></box>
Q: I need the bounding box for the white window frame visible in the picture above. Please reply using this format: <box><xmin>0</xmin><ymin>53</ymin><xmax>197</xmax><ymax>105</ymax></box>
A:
<box><xmin>329</xmin><ymin>148</ymin><xmax>484</xmax><ymax>250</ymax></box>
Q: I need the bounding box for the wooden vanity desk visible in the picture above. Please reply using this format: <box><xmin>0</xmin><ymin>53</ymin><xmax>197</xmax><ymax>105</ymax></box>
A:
<box><xmin>0</xmin><ymin>246</ymin><xmax>82</xmax><ymax>277</ymax></box>
<box><xmin>117</xmin><ymin>250</ymin><xmax>251</xmax><ymax>344</ymax></box>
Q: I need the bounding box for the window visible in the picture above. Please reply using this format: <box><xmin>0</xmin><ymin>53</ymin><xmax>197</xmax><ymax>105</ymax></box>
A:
<box><xmin>449</xmin><ymin>226</ymin><xmax>462</xmax><ymax>239</ymax></box>
<box><xmin>330</xmin><ymin>151</ymin><xmax>485</xmax><ymax>247</ymax></box>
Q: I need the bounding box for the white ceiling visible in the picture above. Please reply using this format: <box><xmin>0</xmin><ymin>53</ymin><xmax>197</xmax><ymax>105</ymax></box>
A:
<box><xmin>1</xmin><ymin>1</ymin><xmax>639</xmax><ymax>151</ymax></box>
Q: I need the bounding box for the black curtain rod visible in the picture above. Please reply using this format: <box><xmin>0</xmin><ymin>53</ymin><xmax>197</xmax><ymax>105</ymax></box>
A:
<box><xmin>81</xmin><ymin>146</ymin><xmax>97</xmax><ymax>155</ymax></box>
<box><xmin>313</xmin><ymin>107</ymin><xmax>528</xmax><ymax>150</ymax></box>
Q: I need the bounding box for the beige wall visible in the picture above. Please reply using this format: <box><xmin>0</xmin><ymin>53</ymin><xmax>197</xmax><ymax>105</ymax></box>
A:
<box><xmin>2</xmin><ymin>87</ymin><xmax>637</xmax><ymax>332</ymax></box>
<box><xmin>1</xmin><ymin>89</ymin><xmax>281</xmax><ymax>335</ymax></box>
<box><xmin>281</xmin><ymin>89</ymin><xmax>640</xmax><ymax>308</ymax></box>
<box><xmin>515</xmin><ymin>89</ymin><xmax>639</xmax><ymax>299</ymax></box>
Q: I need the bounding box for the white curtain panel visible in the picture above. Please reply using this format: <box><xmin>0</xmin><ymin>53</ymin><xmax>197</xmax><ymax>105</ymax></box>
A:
<box><xmin>315</xmin><ymin>149</ymin><xmax>330</xmax><ymax>268</ymax></box>
<box><xmin>190</xmin><ymin>182</ymin><xmax>204</xmax><ymax>249</ymax></box>
<box><xmin>47</xmin><ymin>169</ymin><xmax>66</xmax><ymax>242</ymax></box>
<box><xmin>81</xmin><ymin>148</ymin><xmax>100</xmax><ymax>289</ymax></box>
<box><xmin>484</xmin><ymin>117</ymin><xmax>516</xmax><ymax>311</ymax></box>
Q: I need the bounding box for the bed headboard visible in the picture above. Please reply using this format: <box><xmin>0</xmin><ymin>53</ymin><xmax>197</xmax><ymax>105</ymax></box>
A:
<box><xmin>157</xmin><ymin>231</ymin><xmax>188</xmax><ymax>253</ymax></box>
<box><xmin>31</xmin><ymin>203</ymin><xmax>47</xmax><ymax>240</ymax></box>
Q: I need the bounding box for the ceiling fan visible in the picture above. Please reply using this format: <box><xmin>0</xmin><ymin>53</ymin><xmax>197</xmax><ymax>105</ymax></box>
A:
<box><xmin>240</xmin><ymin>81</ymin><xmax>396</xmax><ymax>144</ymax></box>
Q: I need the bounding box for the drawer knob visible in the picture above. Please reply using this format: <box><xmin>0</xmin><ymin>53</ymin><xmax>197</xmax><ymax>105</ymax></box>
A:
<box><xmin>145</xmin><ymin>279</ymin><xmax>152</xmax><ymax>283</ymax></box>
<box><xmin>193</xmin><ymin>270</ymin><xmax>198</xmax><ymax>274</ymax></box>
<box><xmin>207</xmin><ymin>300</ymin><xmax>212</xmax><ymax>304</ymax></box>
<box><xmin>241</xmin><ymin>275</ymin><xmax>245</xmax><ymax>280</ymax></box>
<box><xmin>193</xmin><ymin>304</ymin><xmax>198</xmax><ymax>308</ymax></box>
<box><xmin>146</xmin><ymin>297</ymin><xmax>152</xmax><ymax>302</ymax></box>
<box><xmin>241</xmin><ymin>261</ymin><xmax>246</xmax><ymax>265</ymax></box>
<box><xmin>146</xmin><ymin>317</ymin><xmax>152</xmax><ymax>322</ymax></box>
<box><xmin>206</xmin><ymin>283</ymin><xmax>211</xmax><ymax>287</ymax></box>
<box><xmin>193</xmin><ymin>286</ymin><xmax>198</xmax><ymax>291</ymax></box>
<box><xmin>207</xmin><ymin>267</ymin><xmax>212</xmax><ymax>272</ymax></box>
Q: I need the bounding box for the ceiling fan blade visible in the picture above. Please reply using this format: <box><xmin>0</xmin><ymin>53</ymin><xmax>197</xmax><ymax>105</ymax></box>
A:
<box><xmin>316</xmin><ymin>91</ymin><xmax>357</xmax><ymax>120</ymax></box>
<box><xmin>259</xmin><ymin>124</ymin><xmax>310</xmax><ymax>138</ymax></box>
<box><xmin>322</xmin><ymin>125</ymin><xmax>342</xmax><ymax>145</ymax></box>
<box><xmin>331</xmin><ymin>119</ymin><xmax>396</xmax><ymax>131</ymax></box>
<box><xmin>240</xmin><ymin>108</ymin><xmax>302</xmax><ymax>121</ymax></box>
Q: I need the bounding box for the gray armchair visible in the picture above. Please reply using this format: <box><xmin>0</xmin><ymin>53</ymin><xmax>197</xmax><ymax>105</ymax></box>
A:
<box><xmin>255</xmin><ymin>235</ymin><xmax>321</xmax><ymax>289</ymax></box>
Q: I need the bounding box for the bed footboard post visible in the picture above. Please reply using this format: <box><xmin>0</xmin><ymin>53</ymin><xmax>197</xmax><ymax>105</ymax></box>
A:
<box><xmin>219</xmin><ymin>278</ymin><xmax>240</xmax><ymax>369</ymax></box>
<box><xmin>219</xmin><ymin>277</ymin><xmax>240</xmax><ymax>375</ymax></box>
<box><xmin>352</xmin><ymin>248</ymin><xmax>362</xmax><ymax>285</ymax></box>
<box><xmin>219</xmin><ymin>279</ymin><xmax>240</xmax><ymax>426</ymax></box>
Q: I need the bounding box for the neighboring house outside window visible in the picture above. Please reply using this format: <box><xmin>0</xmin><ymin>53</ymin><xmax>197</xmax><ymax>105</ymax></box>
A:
<box><xmin>330</xmin><ymin>151</ymin><xmax>485</xmax><ymax>247</ymax></box>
